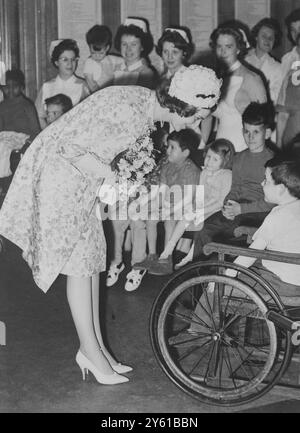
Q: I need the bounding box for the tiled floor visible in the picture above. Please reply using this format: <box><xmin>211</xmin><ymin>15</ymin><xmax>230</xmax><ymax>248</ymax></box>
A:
<box><xmin>0</xmin><ymin>239</ymin><xmax>299</xmax><ymax>413</ymax></box>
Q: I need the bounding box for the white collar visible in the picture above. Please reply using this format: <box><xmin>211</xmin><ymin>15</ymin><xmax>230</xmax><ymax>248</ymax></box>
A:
<box><xmin>229</xmin><ymin>60</ymin><xmax>241</xmax><ymax>72</ymax></box>
<box><xmin>166</xmin><ymin>65</ymin><xmax>187</xmax><ymax>79</ymax></box>
<box><xmin>290</xmin><ymin>46</ymin><xmax>300</xmax><ymax>59</ymax></box>
<box><xmin>56</xmin><ymin>74</ymin><xmax>76</xmax><ymax>84</ymax></box>
<box><xmin>122</xmin><ymin>59</ymin><xmax>144</xmax><ymax>72</ymax></box>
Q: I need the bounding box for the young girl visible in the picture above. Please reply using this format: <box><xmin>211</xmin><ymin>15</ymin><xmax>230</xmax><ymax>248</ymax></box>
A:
<box><xmin>83</xmin><ymin>25</ymin><xmax>124</xmax><ymax>93</ymax></box>
<box><xmin>147</xmin><ymin>139</ymin><xmax>235</xmax><ymax>274</ymax></box>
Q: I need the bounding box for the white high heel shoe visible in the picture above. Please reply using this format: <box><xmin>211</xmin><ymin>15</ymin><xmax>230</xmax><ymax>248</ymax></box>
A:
<box><xmin>76</xmin><ymin>350</ymin><xmax>129</xmax><ymax>385</ymax></box>
<box><xmin>112</xmin><ymin>363</ymin><xmax>133</xmax><ymax>374</ymax></box>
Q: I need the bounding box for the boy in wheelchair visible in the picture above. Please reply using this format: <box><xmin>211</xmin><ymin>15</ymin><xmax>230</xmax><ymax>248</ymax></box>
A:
<box><xmin>188</xmin><ymin>154</ymin><xmax>300</xmax><ymax>336</ymax></box>
<box><xmin>227</xmin><ymin>154</ymin><xmax>300</xmax><ymax>299</ymax></box>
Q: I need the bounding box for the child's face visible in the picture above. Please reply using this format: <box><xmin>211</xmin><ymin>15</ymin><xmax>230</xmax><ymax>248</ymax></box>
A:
<box><xmin>243</xmin><ymin>122</ymin><xmax>266</xmax><ymax>153</ymax></box>
<box><xmin>204</xmin><ymin>148</ymin><xmax>223</xmax><ymax>172</ymax></box>
<box><xmin>261</xmin><ymin>167</ymin><xmax>282</xmax><ymax>204</ymax></box>
<box><xmin>46</xmin><ymin>103</ymin><xmax>64</xmax><ymax>124</ymax></box>
<box><xmin>167</xmin><ymin>139</ymin><xmax>188</xmax><ymax>164</ymax></box>
<box><xmin>3</xmin><ymin>80</ymin><xmax>22</xmax><ymax>99</ymax></box>
<box><xmin>90</xmin><ymin>44</ymin><xmax>110</xmax><ymax>63</ymax></box>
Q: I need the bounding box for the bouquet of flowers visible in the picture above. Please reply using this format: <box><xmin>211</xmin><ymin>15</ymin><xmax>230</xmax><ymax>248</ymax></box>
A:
<box><xmin>111</xmin><ymin>131</ymin><xmax>156</xmax><ymax>201</ymax></box>
<box><xmin>0</xmin><ymin>131</ymin><xmax>30</xmax><ymax>177</ymax></box>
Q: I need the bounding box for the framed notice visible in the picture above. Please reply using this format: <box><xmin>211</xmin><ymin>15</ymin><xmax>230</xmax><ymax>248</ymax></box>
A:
<box><xmin>235</xmin><ymin>0</ymin><xmax>270</xmax><ymax>30</ymax></box>
<box><xmin>121</xmin><ymin>0</ymin><xmax>163</xmax><ymax>73</ymax></box>
<box><xmin>57</xmin><ymin>0</ymin><xmax>102</xmax><ymax>76</ymax></box>
<box><xmin>180</xmin><ymin>0</ymin><xmax>218</xmax><ymax>52</ymax></box>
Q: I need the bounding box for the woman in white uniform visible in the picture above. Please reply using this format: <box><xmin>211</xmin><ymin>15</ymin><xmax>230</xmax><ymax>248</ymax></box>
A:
<box><xmin>35</xmin><ymin>39</ymin><xmax>89</xmax><ymax>129</ymax></box>
<box><xmin>209</xmin><ymin>26</ymin><xmax>267</xmax><ymax>152</ymax></box>
<box><xmin>246</xmin><ymin>18</ymin><xmax>283</xmax><ymax>105</ymax></box>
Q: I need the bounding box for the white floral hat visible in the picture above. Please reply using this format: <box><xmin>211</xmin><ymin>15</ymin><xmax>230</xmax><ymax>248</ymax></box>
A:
<box><xmin>168</xmin><ymin>65</ymin><xmax>222</xmax><ymax>109</ymax></box>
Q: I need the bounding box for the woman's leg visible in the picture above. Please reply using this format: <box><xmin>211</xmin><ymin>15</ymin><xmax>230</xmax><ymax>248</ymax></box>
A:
<box><xmin>91</xmin><ymin>273</ymin><xmax>119</xmax><ymax>366</ymax></box>
<box><xmin>66</xmin><ymin>275</ymin><xmax>113</xmax><ymax>374</ymax></box>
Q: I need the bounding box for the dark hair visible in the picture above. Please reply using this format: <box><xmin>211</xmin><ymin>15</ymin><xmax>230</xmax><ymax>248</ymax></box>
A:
<box><xmin>251</xmin><ymin>18</ymin><xmax>282</xmax><ymax>49</ymax></box>
<box><xmin>156</xmin><ymin>27</ymin><xmax>194</xmax><ymax>62</ymax></box>
<box><xmin>265</xmin><ymin>155</ymin><xmax>300</xmax><ymax>199</ymax></box>
<box><xmin>242</xmin><ymin>102</ymin><xmax>273</xmax><ymax>128</ymax></box>
<box><xmin>204</xmin><ymin>139</ymin><xmax>235</xmax><ymax>169</ymax></box>
<box><xmin>5</xmin><ymin>69</ymin><xmax>25</xmax><ymax>88</ymax></box>
<box><xmin>285</xmin><ymin>8</ymin><xmax>300</xmax><ymax>44</ymax></box>
<box><xmin>168</xmin><ymin>128</ymin><xmax>200</xmax><ymax>158</ymax></box>
<box><xmin>44</xmin><ymin>93</ymin><xmax>73</xmax><ymax>114</ymax></box>
<box><xmin>86</xmin><ymin>25</ymin><xmax>112</xmax><ymax>51</ymax></box>
<box><xmin>114</xmin><ymin>18</ymin><xmax>154</xmax><ymax>58</ymax></box>
<box><xmin>51</xmin><ymin>39</ymin><xmax>80</xmax><ymax>67</ymax></box>
<box><xmin>210</xmin><ymin>26</ymin><xmax>248</xmax><ymax>59</ymax></box>
<box><xmin>155</xmin><ymin>76</ymin><xmax>197</xmax><ymax>118</ymax></box>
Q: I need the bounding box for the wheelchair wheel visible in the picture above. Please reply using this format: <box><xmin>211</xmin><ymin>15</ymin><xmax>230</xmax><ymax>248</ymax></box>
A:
<box><xmin>150</xmin><ymin>262</ymin><xmax>292</xmax><ymax>406</ymax></box>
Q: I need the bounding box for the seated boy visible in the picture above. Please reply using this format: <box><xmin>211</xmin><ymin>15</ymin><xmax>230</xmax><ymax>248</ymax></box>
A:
<box><xmin>134</xmin><ymin>128</ymin><xmax>201</xmax><ymax>275</ymax></box>
<box><xmin>45</xmin><ymin>93</ymin><xmax>73</xmax><ymax>125</ymax></box>
<box><xmin>0</xmin><ymin>69</ymin><xmax>40</xmax><ymax>140</ymax></box>
<box><xmin>186</xmin><ymin>153</ymin><xmax>300</xmax><ymax>337</ymax></box>
<box><xmin>227</xmin><ymin>154</ymin><xmax>300</xmax><ymax>299</ymax></box>
<box><xmin>193</xmin><ymin>102</ymin><xmax>274</xmax><ymax>261</ymax></box>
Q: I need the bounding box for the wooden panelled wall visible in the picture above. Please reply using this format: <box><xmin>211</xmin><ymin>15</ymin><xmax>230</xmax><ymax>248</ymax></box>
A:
<box><xmin>0</xmin><ymin>0</ymin><xmax>58</xmax><ymax>100</ymax></box>
<box><xmin>2</xmin><ymin>0</ymin><xmax>300</xmax><ymax>100</ymax></box>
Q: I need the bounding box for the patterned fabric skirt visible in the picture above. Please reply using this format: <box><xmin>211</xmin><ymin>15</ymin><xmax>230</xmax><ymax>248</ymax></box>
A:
<box><xmin>61</xmin><ymin>201</ymin><xmax>106</xmax><ymax>278</ymax></box>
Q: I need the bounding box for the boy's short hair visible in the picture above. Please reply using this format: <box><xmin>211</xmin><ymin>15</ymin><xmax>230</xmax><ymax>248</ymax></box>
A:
<box><xmin>242</xmin><ymin>102</ymin><xmax>273</xmax><ymax>128</ymax></box>
<box><xmin>168</xmin><ymin>128</ymin><xmax>200</xmax><ymax>158</ymax></box>
<box><xmin>5</xmin><ymin>69</ymin><xmax>25</xmax><ymax>88</ymax></box>
<box><xmin>265</xmin><ymin>154</ymin><xmax>300</xmax><ymax>199</ymax></box>
<box><xmin>86</xmin><ymin>25</ymin><xmax>112</xmax><ymax>51</ymax></box>
<box><xmin>44</xmin><ymin>93</ymin><xmax>73</xmax><ymax>114</ymax></box>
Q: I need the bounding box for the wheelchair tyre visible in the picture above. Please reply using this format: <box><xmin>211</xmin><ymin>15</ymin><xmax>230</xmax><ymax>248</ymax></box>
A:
<box><xmin>150</xmin><ymin>268</ymin><xmax>291</xmax><ymax>406</ymax></box>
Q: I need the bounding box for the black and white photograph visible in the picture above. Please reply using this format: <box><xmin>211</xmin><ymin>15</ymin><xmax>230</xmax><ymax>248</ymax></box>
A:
<box><xmin>0</xmin><ymin>0</ymin><xmax>300</xmax><ymax>416</ymax></box>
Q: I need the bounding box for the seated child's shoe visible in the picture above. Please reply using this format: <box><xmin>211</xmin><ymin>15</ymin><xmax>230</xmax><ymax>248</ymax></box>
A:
<box><xmin>124</xmin><ymin>269</ymin><xmax>147</xmax><ymax>292</ymax></box>
<box><xmin>133</xmin><ymin>254</ymin><xmax>158</xmax><ymax>270</ymax></box>
<box><xmin>173</xmin><ymin>250</ymin><xmax>188</xmax><ymax>265</ymax></box>
<box><xmin>106</xmin><ymin>263</ymin><xmax>125</xmax><ymax>287</ymax></box>
<box><xmin>148</xmin><ymin>256</ymin><xmax>173</xmax><ymax>276</ymax></box>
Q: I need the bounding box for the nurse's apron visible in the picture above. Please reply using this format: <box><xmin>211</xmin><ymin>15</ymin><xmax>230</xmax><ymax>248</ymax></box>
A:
<box><xmin>214</xmin><ymin>75</ymin><xmax>247</xmax><ymax>152</ymax></box>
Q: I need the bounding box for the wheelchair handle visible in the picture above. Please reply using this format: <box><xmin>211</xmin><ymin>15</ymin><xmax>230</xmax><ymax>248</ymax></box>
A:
<box><xmin>203</xmin><ymin>242</ymin><xmax>300</xmax><ymax>265</ymax></box>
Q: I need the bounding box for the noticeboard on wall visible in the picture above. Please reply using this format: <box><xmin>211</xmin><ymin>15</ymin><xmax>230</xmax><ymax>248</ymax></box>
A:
<box><xmin>57</xmin><ymin>0</ymin><xmax>102</xmax><ymax>77</ymax></box>
<box><xmin>235</xmin><ymin>0</ymin><xmax>270</xmax><ymax>30</ymax></box>
<box><xmin>180</xmin><ymin>0</ymin><xmax>218</xmax><ymax>53</ymax></box>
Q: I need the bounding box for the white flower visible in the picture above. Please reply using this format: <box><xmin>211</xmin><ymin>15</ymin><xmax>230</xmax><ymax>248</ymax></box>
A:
<box><xmin>168</xmin><ymin>65</ymin><xmax>222</xmax><ymax>109</ymax></box>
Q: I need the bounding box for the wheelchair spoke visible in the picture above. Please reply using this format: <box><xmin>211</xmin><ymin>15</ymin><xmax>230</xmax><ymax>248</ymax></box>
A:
<box><xmin>151</xmin><ymin>270</ymin><xmax>288</xmax><ymax>406</ymax></box>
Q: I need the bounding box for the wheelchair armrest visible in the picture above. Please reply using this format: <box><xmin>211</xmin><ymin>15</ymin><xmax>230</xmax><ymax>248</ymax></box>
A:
<box><xmin>234</xmin><ymin>226</ymin><xmax>257</xmax><ymax>238</ymax></box>
<box><xmin>203</xmin><ymin>242</ymin><xmax>300</xmax><ymax>265</ymax></box>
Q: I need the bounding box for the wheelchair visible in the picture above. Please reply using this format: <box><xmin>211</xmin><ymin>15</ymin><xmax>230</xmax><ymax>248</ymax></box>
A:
<box><xmin>150</xmin><ymin>238</ymin><xmax>300</xmax><ymax>407</ymax></box>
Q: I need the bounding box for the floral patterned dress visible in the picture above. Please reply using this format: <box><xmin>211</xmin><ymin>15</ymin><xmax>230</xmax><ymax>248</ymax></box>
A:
<box><xmin>0</xmin><ymin>86</ymin><xmax>155</xmax><ymax>293</ymax></box>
